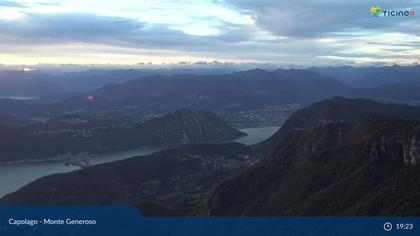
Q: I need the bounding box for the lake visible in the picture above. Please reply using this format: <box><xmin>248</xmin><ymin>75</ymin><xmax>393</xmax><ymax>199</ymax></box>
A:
<box><xmin>229</xmin><ymin>126</ymin><xmax>279</xmax><ymax>145</ymax></box>
<box><xmin>0</xmin><ymin>126</ymin><xmax>279</xmax><ymax>198</ymax></box>
<box><xmin>0</xmin><ymin>96</ymin><xmax>40</xmax><ymax>100</ymax></box>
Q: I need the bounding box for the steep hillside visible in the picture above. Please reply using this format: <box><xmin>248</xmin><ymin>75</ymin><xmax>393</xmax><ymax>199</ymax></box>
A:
<box><xmin>208</xmin><ymin>98</ymin><xmax>420</xmax><ymax>216</ymax></box>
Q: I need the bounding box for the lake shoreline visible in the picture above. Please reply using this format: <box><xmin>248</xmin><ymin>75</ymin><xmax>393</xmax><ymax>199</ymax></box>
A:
<box><xmin>0</xmin><ymin>127</ymin><xmax>279</xmax><ymax>198</ymax></box>
<box><xmin>0</xmin><ymin>134</ymin><xmax>249</xmax><ymax>167</ymax></box>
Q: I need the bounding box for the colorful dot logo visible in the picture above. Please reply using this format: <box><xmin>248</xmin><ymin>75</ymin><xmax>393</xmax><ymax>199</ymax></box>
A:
<box><xmin>370</xmin><ymin>5</ymin><xmax>382</xmax><ymax>17</ymax></box>
<box><xmin>370</xmin><ymin>5</ymin><xmax>415</xmax><ymax>18</ymax></box>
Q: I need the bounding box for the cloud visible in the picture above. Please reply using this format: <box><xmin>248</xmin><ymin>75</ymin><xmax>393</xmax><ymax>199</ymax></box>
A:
<box><xmin>0</xmin><ymin>0</ymin><xmax>24</xmax><ymax>7</ymax></box>
<box><xmin>0</xmin><ymin>13</ymin><xmax>145</xmax><ymax>43</ymax></box>
<box><xmin>0</xmin><ymin>0</ymin><xmax>419</xmax><ymax>66</ymax></box>
<box><xmin>222</xmin><ymin>0</ymin><xmax>420</xmax><ymax>65</ymax></box>
<box><xmin>0</xmin><ymin>12</ymin><xmax>277</xmax><ymax>56</ymax></box>
<box><xmin>227</xmin><ymin>0</ymin><xmax>420</xmax><ymax>37</ymax></box>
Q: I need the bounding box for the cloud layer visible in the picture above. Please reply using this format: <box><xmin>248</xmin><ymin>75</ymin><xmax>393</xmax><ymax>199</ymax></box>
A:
<box><xmin>0</xmin><ymin>0</ymin><xmax>419</xmax><ymax>66</ymax></box>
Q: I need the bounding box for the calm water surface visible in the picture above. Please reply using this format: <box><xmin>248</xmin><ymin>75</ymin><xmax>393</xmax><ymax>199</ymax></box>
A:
<box><xmin>0</xmin><ymin>127</ymin><xmax>279</xmax><ymax>197</ymax></box>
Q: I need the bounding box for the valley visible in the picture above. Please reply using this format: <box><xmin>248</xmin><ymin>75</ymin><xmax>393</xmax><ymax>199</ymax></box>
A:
<box><xmin>3</xmin><ymin>97</ymin><xmax>420</xmax><ymax>216</ymax></box>
<box><xmin>2</xmin><ymin>65</ymin><xmax>420</xmax><ymax>217</ymax></box>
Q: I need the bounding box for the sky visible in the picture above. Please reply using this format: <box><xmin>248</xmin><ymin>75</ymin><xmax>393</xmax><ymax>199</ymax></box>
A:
<box><xmin>0</xmin><ymin>0</ymin><xmax>419</xmax><ymax>67</ymax></box>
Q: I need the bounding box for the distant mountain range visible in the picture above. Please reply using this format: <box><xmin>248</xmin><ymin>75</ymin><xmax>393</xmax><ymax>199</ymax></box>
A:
<box><xmin>64</xmin><ymin>68</ymin><xmax>352</xmax><ymax>112</ymax></box>
<box><xmin>87</xmin><ymin>67</ymin><xmax>420</xmax><ymax>111</ymax></box>
<box><xmin>0</xmin><ymin>68</ymin><xmax>240</xmax><ymax>97</ymax></box>
<box><xmin>2</xmin><ymin>66</ymin><xmax>420</xmax><ymax>117</ymax></box>
<box><xmin>311</xmin><ymin>65</ymin><xmax>420</xmax><ymax>88</ymax></box>
<box><xmin>0</xmin><ymin>71</ymin><xmax>61</xmax><ymax>97</ymax></box>
<box><xmin>0</xmin><ymin>68</ymin><xmax>351</xmax><ymax>118</ymax></box>
<box><xmin>0</xmin><ymin>109</ymin><xmax>245</xmax><ymax>163</ymax></box>
<box><xmin>4</xmin><ymin>97</ymin><xmax>420</xmax><ymax>216</ymax></box>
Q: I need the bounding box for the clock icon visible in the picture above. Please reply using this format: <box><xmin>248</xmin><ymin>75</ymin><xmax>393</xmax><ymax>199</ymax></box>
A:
<box><xmin>384</xmin><ymin>222</ymin><xmax>393</xmax><ymax>232</ymax></box>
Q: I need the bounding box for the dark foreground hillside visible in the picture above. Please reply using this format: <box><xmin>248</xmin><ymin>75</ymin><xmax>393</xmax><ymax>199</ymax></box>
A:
<box><xmin>209</xmin><ymin>97</ymin><xmax>420</xmax><ymax>216</ymax></box>
<box><xmin>0</xmin><ymin>143</ymin><xmax>260</xmax><ymax>216</ymax></box>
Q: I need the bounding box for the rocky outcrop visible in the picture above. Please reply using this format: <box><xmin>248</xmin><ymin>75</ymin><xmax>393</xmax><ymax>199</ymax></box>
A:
<box><xmin>404</xmin><ymin>126</ymin><xmax>420</xmax><ymax>165</ymax></box>
<box><xmin>208</xmin><ymin>98</ymin><xmax>420</xmax><ymax>216</ymax></box>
